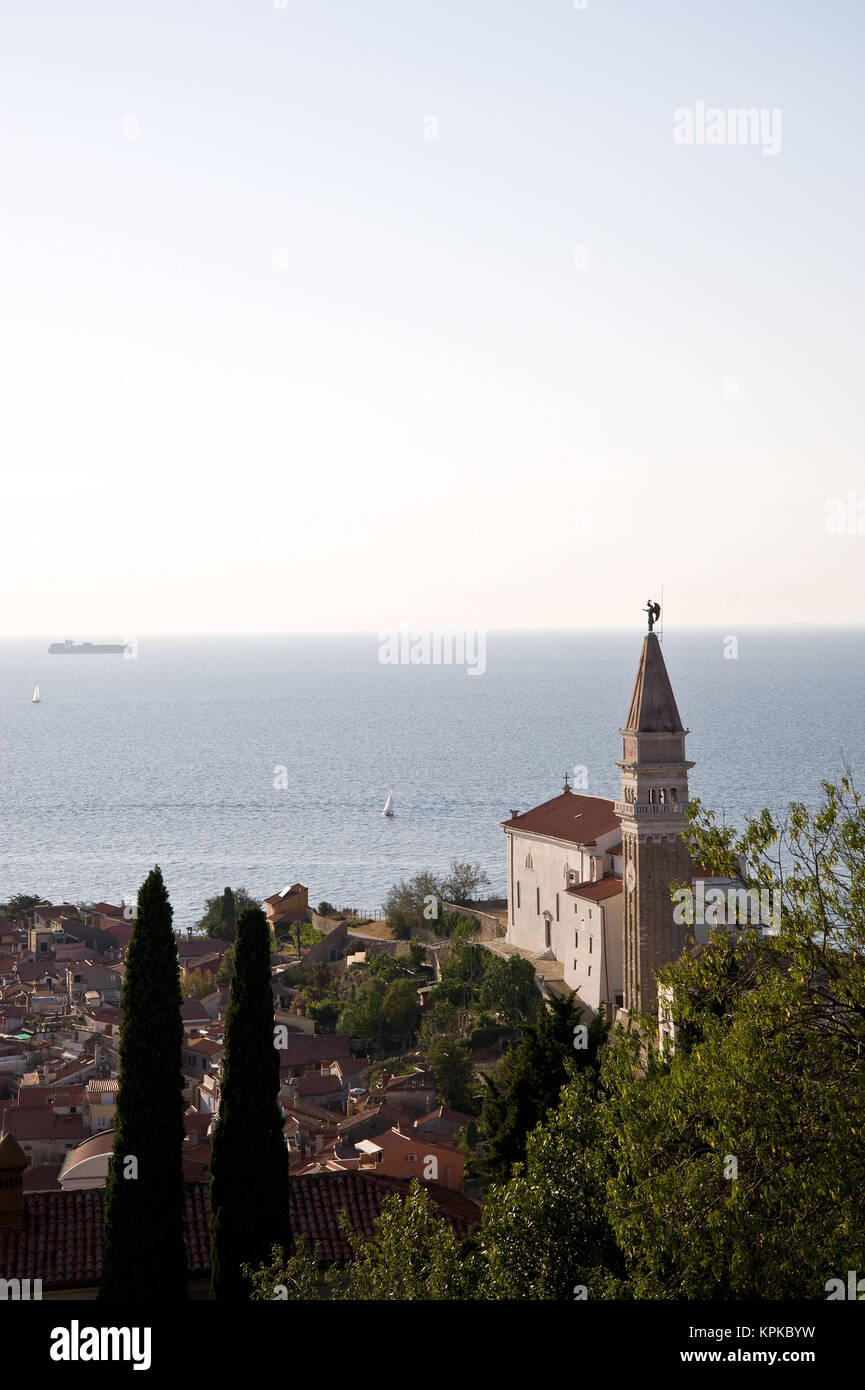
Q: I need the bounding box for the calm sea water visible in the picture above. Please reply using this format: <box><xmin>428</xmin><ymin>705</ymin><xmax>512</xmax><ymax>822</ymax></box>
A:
<box><xmin>0</xmin><ymin>629</ymin><xmax>862</xmax><ymax>930</ymax></box>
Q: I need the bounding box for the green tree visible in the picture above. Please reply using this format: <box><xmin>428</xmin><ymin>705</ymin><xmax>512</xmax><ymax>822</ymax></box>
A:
<box><xmin>245</xmin><ymin>1240</ymin><xmax>321</xmax><ymax>1300</ymax></box>
<box><xmin>601</xmin><ymin>777</ymin><xmax>865</xmax><ymax>1299</ymax></box>
<box><xmin>383</xmin><ymin>977</ymin><xmax>421</xmax><ymax>1046</ymax></box>
<box><xmin>424</xmin><ymin>1034</ymin><xmax>478</xmax><ymax>1112</ymax></box>
<box><xmin>477</xmin><ymin>1069</ymin><xmax>624</xmax><ymax>1300</ymax></box>
<box><xmin>216</xmin><ymin>944</ymin><xmax>236</xmax><ymax>987</ymax></box>
<box><xmin>383</xmin><ymin>870</ymin><xmax>444</xmax><ymax>939</ymax></box>
<box><xmin>183</xmin><ymin>967</ymin><xmax>218</xmax><ymax>1000</ymax></box>
<box><xmin>3</xmin><ymin>893</ymin><xmax>48</xmax><ymax>919</ymax></box>
<box><xmin>419</xmin><ymin>998</ymin><xmax>460</xmax><ymax>1052</ymax></box>
<box><xmin>337</xmin><ymin>977</ymin><xmax>388</xmax><ymax>1052</ymax></box>
<box><xmin>197</xmin><ymin>887</ymin><xmax>260</xmax><ymax>940</ymax></box>
<box><xmin>328</xmin><ymin>1181</ymin><xmax>473</xmax><ymax>1300</ymax></box>
<box><xmin>441</xmin><ymin>860</ymin><xmax>491</xmax><ymax>906</ymax></box>
<box><xmin>438</xmin><ymin>920</ymin><xmax>489</xmax><ymax>1007</ymax></box>
<box><xmin>407</xmin><ymin>938</ymin><xmax>427</xmax><ymax>969</ymax></box>
<box><xmin>210</xmin><ymin>906</ymin><xmax>289</xmax><ymax>1300</ymax></box>
<box><xmin>479</xmin><ymin>953</ymin><xmax>539</xmax><ymax>1027</ymax></box>
<box><xmin>368</xmin><ymin>952</ymin><xmax>404</xmax><ymax>984</ymax></box>
<box><xmin>221</xmin><ymin>886</ymin><xmax>236</xmax><ymax>940</ymax></box>
<box><xmin>307</xmin><ymin>998</ymin><xmax>339</xmax><ymax>1032</ymax></box>
<box><xmin>480</xmin><ymin>993</ymin><xmax>607</xmax><ymax>1181</ymax></box>
<box><xmin>100</xmin><ymin>866</ymin><xmax>187</xmax><ymax>1300</ymax></box>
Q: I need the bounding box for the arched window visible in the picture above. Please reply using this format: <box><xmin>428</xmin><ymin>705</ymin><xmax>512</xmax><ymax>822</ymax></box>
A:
<box><xmin>525</xmin><ymin>853</ymin><xmax>533</xmax><ymax>869</ymax></box>
<box><xmin>670</xmin><ymin>787</ymin><xmax>678</xmax><ymax>803</ymax></box>
<box><xmin>648</xmin><ymin>788</ymin><xmax>656</xmax><ymax>804</ymax></box>
<box><xmin>659</xmin><ymin>788</ymin><xmax>666</xmax><ymax>805</ymax></box>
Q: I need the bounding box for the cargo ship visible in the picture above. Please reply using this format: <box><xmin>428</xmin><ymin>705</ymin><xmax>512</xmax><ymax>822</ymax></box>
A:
<box><xmin>48</xmin><ymin>638</ymin><xmax>131</xmax><ymax>655</ymax></box>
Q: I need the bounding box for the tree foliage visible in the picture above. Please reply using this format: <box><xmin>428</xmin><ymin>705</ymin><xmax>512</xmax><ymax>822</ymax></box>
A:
<box><xmin>210</xmin><ymin>906</ymin><xmax>289</xmax><ymax>1299</ymax></box>
<box><xmin>100</xmin><ymin>866</ymin><xmax>187</xmax><ymax>1301</ymax></box>
<box><xmin>197</xmin><ymin>886</ymin><xmax>261</xmax><ymax>941</ymax></box>
<box><xmin>478</xmin><ymin>953</ymin><xmax>539</xmax><ymax>1026</ymax></box>
<box><xmin>480</xmin><ymin>993</ymin><xmax>607</xmax><ymax>1181</ymax></box>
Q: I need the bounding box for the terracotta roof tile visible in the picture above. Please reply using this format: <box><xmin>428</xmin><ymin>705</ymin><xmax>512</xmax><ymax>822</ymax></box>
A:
<box><xmin>566</xmin><ymin>877</ymin><xmax>623</xmax><ymax>902</ymax></box>
<box><xmin>0</xmin><ymin>1179</ymin><xmax>213</xmax><ymax>1291</ymax></box>
<box><xmin>502</xmin><ymin>791</ymin><xmax>620</xmax><ymax>847</ymax></box>
<box><xmin>288</xmin><ymin>1171</ymin><xmax>480</xmax><ymax>1264</ymax></box>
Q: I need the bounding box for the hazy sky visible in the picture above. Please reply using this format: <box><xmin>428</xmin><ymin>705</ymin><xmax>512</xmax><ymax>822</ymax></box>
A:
<box><xmin>2</xmin><ymin>1</ymin><xmax>863</xmax><ymax>635</ymax></box>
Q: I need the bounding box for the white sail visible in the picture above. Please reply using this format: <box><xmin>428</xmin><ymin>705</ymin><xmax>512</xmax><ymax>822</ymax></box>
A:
<box><xmin>382</xmin><ymin>788</ymin><xmax>394</xmax><ymax>817</ymax></box>
<box><xmin>32</xmin><ymin>685</ymin><xmax>41</xmax><ymax>703</ymax></box>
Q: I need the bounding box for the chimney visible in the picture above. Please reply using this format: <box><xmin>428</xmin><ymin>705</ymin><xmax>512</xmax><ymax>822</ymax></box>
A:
<box><xmin>508</xmin><ymin>810</ymin><xmax>519</xmax><ymax>820</ymax></box>
<box><xmin>0</xmin><ymin>1131</ymin><xmax>28</xmax><ymax>1226</ymax></box>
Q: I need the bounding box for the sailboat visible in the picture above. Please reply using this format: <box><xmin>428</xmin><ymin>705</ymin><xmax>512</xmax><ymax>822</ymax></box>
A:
<box><xmin>381</xmin><ymin>788</ymin><xmax>394</xmax><ymax>817</ymax></box>
<box><xmin>32</xmin><ymin>685</ymin><xmax>41</xmax><ymax>703</ymax></box>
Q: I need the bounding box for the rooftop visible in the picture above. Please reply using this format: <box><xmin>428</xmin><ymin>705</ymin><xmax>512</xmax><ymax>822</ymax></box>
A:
<box><xmin>502</xmin><ymin>791</ymin><xmax>620</xmax><ymax>847</ymax></box>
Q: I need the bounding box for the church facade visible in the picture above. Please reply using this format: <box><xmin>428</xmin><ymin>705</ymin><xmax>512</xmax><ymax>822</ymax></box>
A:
<box><xmin>502</xmin><ymin>615</ymin><xmax>696</xmax><ymax>1019</ymax></box>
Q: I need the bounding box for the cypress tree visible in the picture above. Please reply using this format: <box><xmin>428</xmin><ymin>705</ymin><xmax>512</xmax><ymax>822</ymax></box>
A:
<box><xmin>221</xmin><ymin>886</ymin><xmax>236</xmax><ymax>942</ymax></box>
<box><xmin>210</xmin><ymin>905</ymin><xmax>289</xmax><ymax>1299</ymax></box>
<box><xmin>100</xmin><ymin>865</ymin><xmax>187</xmax><ymax>1300</ymax></box>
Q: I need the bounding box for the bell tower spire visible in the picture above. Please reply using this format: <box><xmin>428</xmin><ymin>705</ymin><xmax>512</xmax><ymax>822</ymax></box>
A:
<box><xmin>615</xmin><ymin>602</ymin><xmax>694</xmax><ymax>1016</ymax></box>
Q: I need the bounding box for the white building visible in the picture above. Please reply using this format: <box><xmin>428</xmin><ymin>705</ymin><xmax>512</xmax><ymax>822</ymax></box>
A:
<box><xmin>502</xmin><ymin>777</ymin><xmax>624</xmax><ymax>1017</ymax></box>
<box><xmin>502</xmin><ymin>613</ymin><xmax>775</xmax><ymax>1025</ymax></box>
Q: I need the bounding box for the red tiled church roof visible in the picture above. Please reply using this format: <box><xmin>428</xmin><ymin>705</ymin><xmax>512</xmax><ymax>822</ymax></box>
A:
<box><xmin>502</xmin><ymin>792</ymin><xmax>620</xmax><ymax>847</ymax></box>
<box><xmin>566</xmin><ymin>877</ymin><xmax>623</xmax><ymax>902</ymax></box>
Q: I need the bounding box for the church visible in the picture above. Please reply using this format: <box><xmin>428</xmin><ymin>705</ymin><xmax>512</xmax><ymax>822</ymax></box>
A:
<box><xmin>502</xmin><ymin>605</ymin><xmax>704</xmax><ymax>1021</ymax></box>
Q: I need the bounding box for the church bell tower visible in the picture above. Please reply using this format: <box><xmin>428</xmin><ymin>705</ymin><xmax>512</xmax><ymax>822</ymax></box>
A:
<box><xmin>615</xmin><ymin>603</ymin><xmax>694</xmax><ymax>1016</ymax></box>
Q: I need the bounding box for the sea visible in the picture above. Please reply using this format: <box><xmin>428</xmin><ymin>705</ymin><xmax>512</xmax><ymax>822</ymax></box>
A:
<box><xmin>0</xmin><ymin>629</ymin><xmax>863</xmax><ymax>931</ymax></box>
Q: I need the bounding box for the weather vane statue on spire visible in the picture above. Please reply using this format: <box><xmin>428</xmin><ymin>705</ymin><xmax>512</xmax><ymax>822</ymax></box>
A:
<box><xmin>644</xmin><ymin>599</ymin><xmax>661</xmax><ymax>632</ymax></box>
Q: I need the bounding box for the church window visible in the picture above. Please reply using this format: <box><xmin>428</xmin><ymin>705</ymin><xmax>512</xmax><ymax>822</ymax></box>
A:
<box><xmin>574</xmin><ymin>932</ymin><xmax>578</xmax><ymax>948</ymax></box>
<box><xmin>589</xmin><ymin>909</ymin><xmax>592</xmax><ymax>919</ymax></box>
<box><xmin>555</xmin><ymin>894</ymin><xmax>559</xmax><ymax>921</ymax></box>
<box><xmin>544</xmin><ymin>918</ymin><xmax>551</xmax><ymax>949</ymax></box>
<box><xmin>588</xmin><ymin>965</ymin><xmax>592</xmax><ymax>977</ymax></box>
<box><xmin>573</xmin><ymin>959</ymin><xmax>577</xmax><ymax>971</ymax></box>
<box><xmin>589</xmin><ymin>937</ymin><xmax>593</xmax><ymax>953</ymax></box>
<box><xmin>517</xmin><ymin>881</ymin><xmax>521</xmax><ymax>908</ymax></box>
<box><xmin>525</xmin><ymin>852</ymin><xmax>533</xmax><ymax>869</ymax></box>
<box><xmin>536</xmin><ymin>887</ymin><xmax>540</xmax><ymax>915</ymax></box>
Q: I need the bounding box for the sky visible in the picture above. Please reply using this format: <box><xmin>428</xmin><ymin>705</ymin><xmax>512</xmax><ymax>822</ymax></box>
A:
<box><xmin>1</xmin><ymin>0</ymin><xmax>864</xmax><ymax>635</ymax></box>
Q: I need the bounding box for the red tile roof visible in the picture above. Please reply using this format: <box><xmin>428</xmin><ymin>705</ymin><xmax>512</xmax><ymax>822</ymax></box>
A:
<box><xmin>49</xmin><ymin>1058</ymin><xmax>94</xmax><ymax>1084</ymax></box>
<box><xmin>15</xmin><ymin>1086</ymin><xmax>86</xmax><ymax>1109</ymax></box>
<box><xmin>502</xmin><ymin>791</ymin><xmax>620</xmax><ymax>847</ymax></box>
<box><xmin>98</xmin><ymin>920</ymin><xmax>135</xmax><ymax>947</ymax></box>
<box><xmin>22</xmin><ymin>1163</ymin><xmax>62</xmax><ymax>1192</ymax></box>
<box><xmin>186</xmin><ymin>1038</ymin><xmax>223</xmax><ymax>1057</ymax></box>
<box><xmin>0</xmin><ymin>1107</ymin><xmax>86</xmax><ymax>1141</ymax></box>
<box><xmin>376</xmin><ymin>1070</ymin><xmax>435</xmax><ymax>1094</ymax></box>
<box><xmin>281</xmin><ymin>1034</ymin><xmax>352</xmax><ymax>1068</ymax></box>
<box><xmin>292</xmin><ymin>1074</ymin><xmax>341</xmax><ymax>1097</ymax></box>
<box><xmin>289</xmin><ymin>1171</ymin><xmax>480</xmax><ymax>1263</ymax></box>
<box><xmin>177</xmin><ymin>938</ymin><xmax>232</xmax><ymax>960</ymax></box>
<box><xmin>413</xmin><ymin>1105</ymin><xmax>475</xmax><ymax>1131</ymax></box>
<box><xmin>566</xmin><ymin>877</ymin><xmax>623</xmax><ymax>902</ymax></box>
<box><xmin>180</xmin><ymin>998</ymin><xmax>210</xmax><ymax>1019</ymax></box>
<box><xmin>0</xmin><ymin>1179</ymin><xmax>213</xmax><ymax>1291</ymax></box>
